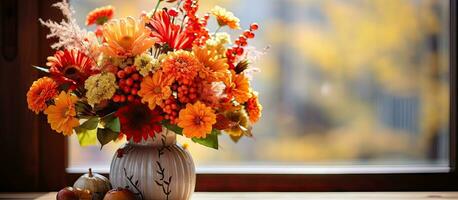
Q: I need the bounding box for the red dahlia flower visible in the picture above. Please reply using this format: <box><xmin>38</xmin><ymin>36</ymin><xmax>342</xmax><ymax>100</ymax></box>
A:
<box><xmin>46</xmin><ymin>50</ymin><xmax>99</xmax><ymax>87</ymax></box>
<box><xmin>149</xmin><ymin>10</ymin><xmax>193</xmax><ymax>50</ymax></box>
<box><xmin>116</xmin><ymin>102</ymin><xmax>163</xmax><ymax>143</ymax></box>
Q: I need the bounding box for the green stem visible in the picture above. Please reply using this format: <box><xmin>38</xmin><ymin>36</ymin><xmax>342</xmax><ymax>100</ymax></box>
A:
<box><xmin>176</xmin><ymin>0</ymin><xmax>183</xmax><ymax>9</ymax></box>
<box><xmin>152</xmin><ymin>0</ymin><xmax>163</xmax><ymax>16</ymax></box>
<box><xmin>214</xmin><ymin>26</ymin><xmax>222</xmax><ymax>36</ymax></box>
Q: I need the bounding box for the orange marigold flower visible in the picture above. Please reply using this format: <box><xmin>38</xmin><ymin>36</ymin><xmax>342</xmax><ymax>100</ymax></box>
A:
<box><xmin>224</xmin><ymin>72</ymin><xmax>252</xmax><ymax>103</ymax></box>
<box><xmin>27</xmin><ymin>77</ymin><xmax>59</xmax><ymax>114</ymax></box>
<box><xmin>211</xmin><ymin>6</ymin><xmax>240</xmax><ymax>29</ymax></box>
<box><xmin>193</xmin><ymin>46</ymin><xmax>228</xmax><ymax>82</ymax></box>
<box><xmin>138</xmin><ymin>71</ymin><xmax>174</xmax><ymax>110</ymax></box>
<box><xmin>44</xmin><ymin>91</ymin><xmax>80</xmax><ymax>136</ymax></box>
<box><xmin>177</xmin><ymin>101</ymin><xmax>217</xmax><ymax>138</ymax></box>
<box><xmin>245</xmin><ymin>92</ymin><xmax>262</xmax><ymax>123</ymax></box>
<box><xmin>46</xmin><ymin>50</ymin><xmax>99</xmax><ymax>86</ymax></box>
<box><xmin>86</xmin><ymin>5</ymin><xmax>114</xmax><ymax>26</ymax></box>
<box><xmin>161</xmin><ymin>50</ymin><xmax>203</xmax><ymax>84</ymax></box>
<box><xmin>100</xmin><ymin>17</ymin><xmax>156</xmax><ymax>58</ymax></box>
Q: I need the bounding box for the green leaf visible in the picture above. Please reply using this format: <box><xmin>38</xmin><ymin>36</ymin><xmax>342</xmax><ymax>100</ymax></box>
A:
<box><xmin>101</xmin><ymin>112</ymin><xmax>120</xmax><ymax>133</ymax></box>
<box><xmin>105</xmin><ymin>117</ymin><xmax>120</xmax><ymax>132</ymax></box>
<box><xmin>76</xmin><ymin>128</ymin><xmax>97</xmax><ymax>146</ymax></box>
<box><xmin>191</xmin><ymin>129</ymin><xmax>219</xmax><ymax>149</ymax></box>
<box><xmin>101</xmin><ymin>112</ymin><xmax>116</xmax><ymax>121</ymax></box>
<box><xmin>79</xmin><ymin>117</ymin><xmax>99</xmax><ymax>130</ymax></box>
<box><xmin>32</xmin><ymin>65</ymin><xmax>49</xmax><ymax>73</ymax></box>
<box><xmin>74</xmin><ymin>117</ymin><xmax>100</xmax><ymax>147</ymax></box>
<box><xmin>97</xmin><ymin>128</ymin><xmax>119</xmax><ymax>149</ymax></box>
<box><xmin>163</xmin><ymin>122</ymin><xmax>183</xmax><ymax>136</ymax></box>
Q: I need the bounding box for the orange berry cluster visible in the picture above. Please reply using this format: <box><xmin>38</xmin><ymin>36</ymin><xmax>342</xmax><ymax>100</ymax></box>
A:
<box><xmin>174</xmin><ymin>81</ymin><xmax>198</xmax><ymax>104</ymax></box>
<box><xmin>161</xmin><ymin>96</ymin><xmax>181</xmax><ymax>124</ymax></box>
<box><xmin>226</xmin><ymin>23</ymin><xmax>259</xmax><ymax>69</ymax></box>
<box><xmin>113</xmin><ymin>66</ymin><xmax>142</xmax><ymax>103</ymax></box>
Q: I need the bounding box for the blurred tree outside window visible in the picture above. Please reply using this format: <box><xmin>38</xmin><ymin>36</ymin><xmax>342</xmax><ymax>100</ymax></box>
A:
<box><xmin>68</xmin><ymin>0</ymin><xmax>450</xmax><ymax>172</ymax></box>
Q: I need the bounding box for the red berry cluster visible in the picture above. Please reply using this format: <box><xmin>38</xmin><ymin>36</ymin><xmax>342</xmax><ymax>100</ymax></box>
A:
<box><xmin>113</xmin><ymin>66</ymin><xmax>142</xmax><ymax>103</ymax></box>
<box><xmin>183</xmin><ymin>0</ymin><xmax>210</xmax><ymax>46</ymax></box>
<box><xmin>161</xmin><ymin>96</ymin><xmax>182</xmax><ymax>124</ymax></box>
<box><xmin>226</xmin><ymin>23</ymin><xmax>259</xmax><ymax>69</ymax></box>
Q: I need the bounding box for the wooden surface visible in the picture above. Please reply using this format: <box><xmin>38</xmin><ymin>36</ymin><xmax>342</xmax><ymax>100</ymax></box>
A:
<box><xmin>1</xmin><ymin>192</ymin><xmax>458</xmax><ymax>200</ymax></box>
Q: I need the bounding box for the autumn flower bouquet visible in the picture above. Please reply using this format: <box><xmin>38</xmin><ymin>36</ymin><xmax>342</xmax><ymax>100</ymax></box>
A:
<box><xmin>27</xmin><ymin>0</ymin><xmax>263</xmax><ymax>149</ymax></box>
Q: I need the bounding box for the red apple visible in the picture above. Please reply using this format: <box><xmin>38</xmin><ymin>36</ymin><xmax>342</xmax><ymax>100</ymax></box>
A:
<box><xmin>103</xmin><ymin>188</ymin><xmax>136</xmax><ymax>200</ymax></box>
<box><xmin>56</xmin><ymin>187</ymin><xmax>78</xmax><ymax>200</ymax></box>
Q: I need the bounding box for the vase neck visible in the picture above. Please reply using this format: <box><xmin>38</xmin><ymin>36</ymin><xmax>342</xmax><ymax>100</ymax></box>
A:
<box><xmin>127</xmin><ymin>128</ymin><xmax>176</xmax><ymax>147</ymax></box>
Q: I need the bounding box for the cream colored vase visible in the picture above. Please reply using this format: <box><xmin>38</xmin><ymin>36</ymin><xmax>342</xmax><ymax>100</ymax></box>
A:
<box><xmin>109</xmin><ymin>129</ymin><xmax>195</xmax><ymax>200</ymax></box>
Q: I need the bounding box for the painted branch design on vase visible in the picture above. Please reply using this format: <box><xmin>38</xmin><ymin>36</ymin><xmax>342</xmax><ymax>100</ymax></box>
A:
<box><xmin>123</xmin><ymin>167</ymin><xmax>144</xmax><ymax>200</ymax></box>
<box><xmin>155</xmin><ymin>161</ymin><xmax>172</xmax><ymax>199</ymax></box>
<box><xmin>155</xmin><ymin>133</ymin><xmax>173</xmax><ymax>200</ymax></box>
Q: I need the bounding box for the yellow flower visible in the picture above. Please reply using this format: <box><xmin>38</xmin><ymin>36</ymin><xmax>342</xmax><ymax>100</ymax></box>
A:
<box><xmin>84</xmin><ymin>72</ymin><xmax>117</xmax><ymax>106</ymax></box>
<box><xmin>138</xmin><ymin>71</ymin><xmax>174</xmax><ymax>109</ymax></box>
<box><xmin>44</xmin><ymin>91</ymin><xmax>80</xmax><ymax>136</ymax></box>
<box><xmin>100</xmin><ymin>17</ymin><xmax>156</xmax><ymax>58</ymax></box>
<box><xmin>206</xmin><ymin>32</ymin><xmax>231</xmax><ymax>55</ymax></box>
<box><xmin>177</xmin><ymin>101</ymin><xmax>217</xmax><ymax>138</ymax></box>
<box><xmin>193</xmin><ymin>46</ymin><xmax>228</xmax><ymax>81</ymax></box>
<box><xmin>224</xmin><ymin>109</ymin><xmax>249</xmax><ymax>137</ymax></box>
<box><xmin>134</xmin><ymin>53</ymin><xmax>153</xmax><ymax>76</ymax></box>
<box><xmin>134</xmin><ymin>53</ymin><xmax>163</xmax><ymax>76</ymax></box>
<box><xmin>211</xmin><ymin>6</ymin><xmax>240</xmax><ymax>29</ymax></box>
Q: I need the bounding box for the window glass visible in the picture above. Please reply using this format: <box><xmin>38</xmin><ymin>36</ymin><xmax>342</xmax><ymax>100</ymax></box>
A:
<box><xmin>68</xmin><ymin>0</ymin><xmax>450</xmax><ymax>172</ymax></box>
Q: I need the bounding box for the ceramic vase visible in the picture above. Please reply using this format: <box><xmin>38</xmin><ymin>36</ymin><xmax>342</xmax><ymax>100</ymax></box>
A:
<box><xmin>110</xmin><ymin>129</ymin><xmax>195</xmax><ymax>200</ymax></box>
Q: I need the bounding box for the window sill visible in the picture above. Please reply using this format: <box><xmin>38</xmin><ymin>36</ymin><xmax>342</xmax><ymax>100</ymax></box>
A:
<box><xmin>2</xmin><ymin>192</ymin><xmax>458</xmax><ymax>200</ymax></box>
<box><xmin>66</xmin><ymin>164</ymin><xmax>450</xmax><ymax>175</ymax></box>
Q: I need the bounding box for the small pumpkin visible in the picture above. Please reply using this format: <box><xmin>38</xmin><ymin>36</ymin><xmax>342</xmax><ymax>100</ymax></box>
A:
<box><xmin>73</xmin><ymin>168</ymin><xmax>111</xmax><ymax>200</ymax></box>
<box><xmin>57</xmin><ymin>187</ymin><xmax>92</xmax><ymax>200</ymax></box>
<box><xmin>103</xmin><ymin>188</ymin><xmax>136</xmax><ymax>200</ymax></box>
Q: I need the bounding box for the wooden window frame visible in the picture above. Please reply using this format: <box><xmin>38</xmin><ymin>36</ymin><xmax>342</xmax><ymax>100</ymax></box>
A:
<box><xmin>1</xmin><ymin>0</ymin><xmax>456</xmax><ymax>192</ymax></box>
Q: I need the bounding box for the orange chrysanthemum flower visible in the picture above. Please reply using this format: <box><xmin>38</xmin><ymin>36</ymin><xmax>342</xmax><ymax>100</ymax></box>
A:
<box><xmin>47</xmin><ymin>50</ymin><xmax>99</xmax><ymax>86</ymax></box>
<box><xmin>161</xmin><ymin>50</ymin><xmax>203</xmax><ymax>84</ymax></box>
<box><xmin>193</xmin><ymin>46</ymin><xmax>228</xmax><ymax>82</ymax></box>
<box><xmin>177</xmin><ymin>101</ymin><xmax>217</xmax><ymax>138</ymax></box>
<box><xmin>138</xmin><ymin>71</ymin><xmax>174</xmax><ymax>110</ymax></box>
<box><xmin>100</xmin><ymin>17</ymin><xmax>156</xmax><ymax>58</ymax></box>
<box><xmin>86</xmin><ymin>5</ymin><xmax>114</xmax><ymax>26</ymax></box>
<box><xmin>26</xmin><ymin>77</ymin><xmax>59</xmax><ymax>114</ymax></box>
<box><xmin>44</xmin><ymin>91</ymin><xmax>80</xmax><ymax>136</ymax></box>
<box><xmin>224</xmin><ymin>72</ymin><xmax>252</xmax><ymax>103</ymax></box>
<box><xmin>211</xmin><ymin>6</ymin><xmax>240</xmax><ymax>29</ymax></box>
<box><xmin>245</xmin><ymin>92</ymin><xmax>262</xmax><ymax>123</ymax></box>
